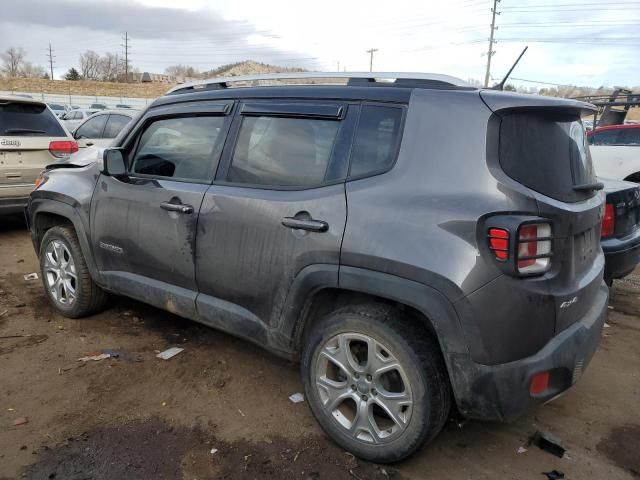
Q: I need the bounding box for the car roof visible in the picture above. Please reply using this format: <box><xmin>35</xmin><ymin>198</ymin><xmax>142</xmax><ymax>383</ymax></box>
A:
<box><xmin>593</xmin><ymin>124</ymin><xmax>640</xmax><ymax>132</ymax></box>
<box><xmin>0</xmin><ymin>95</ymin><xmax>46</xmax><ymax>106</ymax></box>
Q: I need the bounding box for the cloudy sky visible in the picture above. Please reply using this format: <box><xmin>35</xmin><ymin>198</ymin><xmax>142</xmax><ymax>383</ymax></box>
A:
<box><xmin>1</xmin><ymin>0</ymin><xmax>639</xmax><ymax>88</ymax></box>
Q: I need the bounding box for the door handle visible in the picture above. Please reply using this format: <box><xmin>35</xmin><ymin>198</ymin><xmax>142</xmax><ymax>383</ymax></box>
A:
<box><xmin>86</xmin><ymin>142</ymin><xmax>94</xmax><ymax>147</ymax></box>
<box><xmin>160</xmin><ymin>202</ymin><xmax>194</xmax><ymax>214</ymax></box>
<box><xmin>282</xmin><ymin>217</ymin><xmax>329</xmax><ymax>232</ymax></box>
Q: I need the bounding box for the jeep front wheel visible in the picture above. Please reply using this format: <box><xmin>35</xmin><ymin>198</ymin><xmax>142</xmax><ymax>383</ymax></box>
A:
<box><xmin>40</xmin><ymin>226</ymin><xmax>108</xmax><ymax>318</ymax></box>
<box><xmin>301</xmin><ymin>304</ymin><xmax>451</xmax><ymax>463</ymax></box>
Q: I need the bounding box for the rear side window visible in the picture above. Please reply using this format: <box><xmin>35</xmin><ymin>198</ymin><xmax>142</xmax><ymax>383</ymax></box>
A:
<box><xmin>0</xmin><ymin>101</ymin><xmax>66</xmax><ymax>137</ymax></box>
<box><xmin>104</xmin><ymin>114</ymin><xmax>131</xmax><ymax>139</ymax></box>
<box><xmin>499</xmin><ymin>113</ymin><xmax>596</xmax><ymax>203</ymax></box>
<box><xmin>228</xmin><ymin>116</ymin><xmax>339</xmax><ymax>187</ymax></box>
<box><xmin>349</xmin><ymin>105</ymin><xmax>403</xmax><ymax>178</ymax></box>
<box><xmin>132</xmin><ymin>116</ymin><xmax>226</xmax><ymax>182</ymax></box>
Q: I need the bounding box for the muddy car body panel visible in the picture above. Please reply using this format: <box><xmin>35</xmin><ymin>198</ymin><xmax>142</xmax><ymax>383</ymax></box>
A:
<box><xmin>27</xmin><ymin>74</ymin><xmax>609</xmax><ymax>441</ymax></box>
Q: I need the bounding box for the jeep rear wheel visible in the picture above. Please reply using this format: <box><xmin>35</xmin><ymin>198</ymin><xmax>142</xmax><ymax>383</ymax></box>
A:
<box><xmin>301</xmin><ymin>304</ymin><xmax>451</xmax><ymax>463</ymax></box>
<box><xmin>40</xmin><ymin>226</ymin><xmax>108</xmax><ymax>318</ymax></box>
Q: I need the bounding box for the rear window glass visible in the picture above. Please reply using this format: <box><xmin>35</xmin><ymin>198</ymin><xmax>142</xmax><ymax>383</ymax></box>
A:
<box><xmin>0</xmin><ymin>101</ymin><xmax>66</xmax><ymax>137</ymax></box>
<box><xmin>499</xmin><ymin>112</ymin><xmax>596</xmax><ymax>203</ymax></box>
<box><xmin>617</xmin><ymin>128</ymin><xmax>640</xmax><ymax>145</ymax></box>
<box><xmin>349</xmin><ymin>105</ymin><xmax>403</xmax><ymax>178</ymax></box>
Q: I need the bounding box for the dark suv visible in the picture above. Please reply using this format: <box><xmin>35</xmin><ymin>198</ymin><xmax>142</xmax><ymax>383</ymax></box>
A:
<box><xmin>26</xmin><ymin>73</ymin><xmax>608</xmax><ymax>463</ymax></box>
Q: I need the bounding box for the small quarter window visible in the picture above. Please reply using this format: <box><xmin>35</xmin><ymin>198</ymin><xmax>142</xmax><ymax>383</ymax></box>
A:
<box><xmin>349</xmin><ymin>105</ymin><xmax>403</xmax><ymax>178</ymax></box>
<box><xmin>131</xmin><ymin>116</ymin><xmax>226</xmax><ymax>181</ymax></box>
<box><xmin>228</xmin><ymin>116</ymin><xmax>340</xmax><ymax>187</ymax></box>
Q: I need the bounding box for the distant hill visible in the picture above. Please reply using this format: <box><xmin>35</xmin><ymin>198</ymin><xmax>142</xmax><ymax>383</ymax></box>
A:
<box><xmin>204</xmin><ymin>60</ymin><xmax>305</xmax><ymax>78</ymax></box>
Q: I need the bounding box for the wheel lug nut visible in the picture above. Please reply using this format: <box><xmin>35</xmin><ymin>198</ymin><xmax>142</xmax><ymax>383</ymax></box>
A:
<box><xmin>354</xmin><ymin>373</ymin><xmax>359</xmax><ymax>379</ymax></box>
<box><xmin>361</xmin><ymin>395</ymin><xmax>368</xmax><ymax>401</ymax></box>
<box><xmin>371</xmin><ymin>388</ymin><xmax>377</xmax><ymax>396</ymax></box>
<box><xmin>351</xmin><ymin>384</ymin><xmax>356</xmax><ymax>391</ymax></box>
<box><xmin>366</xmin><ymin>375</ymin><xmax>372</xmax><ymax>381</ymax></box>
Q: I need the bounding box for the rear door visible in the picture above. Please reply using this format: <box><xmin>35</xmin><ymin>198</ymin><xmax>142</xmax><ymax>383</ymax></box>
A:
<box><xmin>0</xmin><ymin>99</ymin><xmax>69</xmax><ymax>195</ymax></box>
<box><xmin>195</xmin><ymin>100</ymin><xmax>355</xmax><ymax>333</ymax></box>
<box><xmin>91</xmin><ymin>101</ymin><xmax>232</xmax><ymax>315</ymax></box>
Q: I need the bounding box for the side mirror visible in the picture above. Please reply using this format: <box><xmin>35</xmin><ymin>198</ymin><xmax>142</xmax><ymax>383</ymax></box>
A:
<box><xmin>102</xmin><ymin>148</ymin><xmax>127</xmax><ymax>176</ymax></box>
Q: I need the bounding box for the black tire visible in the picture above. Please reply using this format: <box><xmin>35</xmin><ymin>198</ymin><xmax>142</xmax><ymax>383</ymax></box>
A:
<box><xmin>301</xmin><ymin>304</ymin><xmax>451</xmax><ymax>463</ymax></box>
<box><xmin>39</xmin><ymin>226</ymin><xmax>108</xmax><ymax>318</ymax></box>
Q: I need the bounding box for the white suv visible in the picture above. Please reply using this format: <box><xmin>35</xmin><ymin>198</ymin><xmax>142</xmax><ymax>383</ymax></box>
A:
<box><xmin>0</xmin><ymin>96</ymin><xmax>77</xmax><ymax>214</ymax></box>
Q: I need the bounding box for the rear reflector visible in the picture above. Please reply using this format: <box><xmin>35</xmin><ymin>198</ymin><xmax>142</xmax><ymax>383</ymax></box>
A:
<box><xmin>601</xmin><ymin>203</ymin><xmax>615</xmax><ymax>239</ymax></box>
<box><xmin>488</xmin><ymin>228</ymin><xmax>509</xmax><ymax>261</ymax></box>
<box><xmin>530</xmin><ymin>371</ymin><xmax>550</xmax><ymax>395</ymax></box>
<box><xmin>49</xmin><ymin>140</ymin><xmax>78</xmax><ymax>157</ymax></box>
<box><xmin>517</xmin><ymin>223</ymin><xmax>552</xmax><ymax>274</ymax></box>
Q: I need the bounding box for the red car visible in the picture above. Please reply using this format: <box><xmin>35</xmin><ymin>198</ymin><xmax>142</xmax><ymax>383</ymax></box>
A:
<box><xmin>588</xmin><ymin>123</ymin><xmax>640</xmax><ymax>145</ymax></box>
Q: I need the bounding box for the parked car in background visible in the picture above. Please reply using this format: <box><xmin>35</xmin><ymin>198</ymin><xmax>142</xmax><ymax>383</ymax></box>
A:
<box><xmin>589</xmin><ymin>124</ymin><xmax>640</xmax><ymax>182</ymax></box>
<box><xmin>47</xmin><ymin>103</ymin><xmax>68</xmax><ymax>118</ymax></box>
<box><xmin>601</xmin><ymin>178</ymin><xmax>640</xmax><ymax>284</ymax></box>
<box><xmin>27</xmin><ymin>72</ymin><xmax>608</xmax><ymax>463</ymax></box>
<box><xmin>115</xmin><ymin>104</ymin><xmax>132</xmax><ymax>109</ymax></box>
<box><xmin>60</xmin><ymin>109</ymin><xmax>98</xmax><ymax>131</ymax></box>
<box><xmin>0</xmin><ymin>95</ymin><xmax>77</xmax><ymax>214</ymax></box>
<box><xmin>72</xmin><ymin>109</ymin><xmax>137</xmax><ymax>148</ymax></box>
<box><xmin>89</xmin><ymin>103</ymin><xmax>107</xmax><ymax>110</ymax></box>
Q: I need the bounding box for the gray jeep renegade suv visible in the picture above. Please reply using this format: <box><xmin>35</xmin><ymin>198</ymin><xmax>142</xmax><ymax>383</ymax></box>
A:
<box><xmin>26</xmin><ymin>72</ymin><xmax>608</xmax><ymax>463</ymax></box>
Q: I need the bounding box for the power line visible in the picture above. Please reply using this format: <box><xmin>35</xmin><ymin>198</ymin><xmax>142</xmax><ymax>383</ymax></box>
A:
<box><xmin>366</xmin><ymin>48</ymin><xmax>378</xmax><ymax>72</ymax></box>
<box><xmin>121</xmin><ymin>32</ymin><xmax>130</xmax><ymax>83</ymax></box>
<box><xmin>46</xmin><ymin>43</ymin><xmax>55</xmax><ymax>80</ymax></box>
<box><xmin>484</xmin><ymin>0</ymin><xmax>500</xmax><ymax>87</ymax></box>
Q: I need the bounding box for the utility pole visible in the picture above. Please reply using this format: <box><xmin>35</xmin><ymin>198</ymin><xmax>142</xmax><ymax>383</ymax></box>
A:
<box><xmin>115</xmin><ymin>53</ymin><xmax>118</xmax><ymax>83</ymax></box>
<box><xmin>366</xmin><ymin>48</ymin><xmax>378</xmax><ymax>72</ymax></box>
<box><xmin>46</xmin><ymin>43</ymin><xmax>55</xmax><ymax>80</ymax></box>
<box><xmin>121</xmin><ymin>32</ymin><xmax>130</xmax><ymax>83</ymax></box>
<box><xmin>484</xmin><ymin>0</ymin><xmax>500</xmax><ymax>87</ymax></box>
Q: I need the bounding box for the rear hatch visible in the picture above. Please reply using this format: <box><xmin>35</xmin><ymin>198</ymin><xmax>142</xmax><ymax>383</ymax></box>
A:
<box><xmin>0</xmin><ymin>99</ymin><xmax>70</xmax><ymax>192</ymax></box>
<box><xmin>481</xmin><ymin>90</ymin><xmax>604</xmax><ymax>334</ymax></box>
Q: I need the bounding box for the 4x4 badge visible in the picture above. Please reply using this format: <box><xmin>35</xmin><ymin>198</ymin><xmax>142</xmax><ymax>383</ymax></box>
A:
<box><xmin>560</xmin><ymin>296</ymin><xmax>578</xmax><ymax>309</ymax></box>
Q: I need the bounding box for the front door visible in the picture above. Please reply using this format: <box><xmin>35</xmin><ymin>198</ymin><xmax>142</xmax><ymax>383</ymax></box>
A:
<box><xmin>91</xmin><ymin>105</ymin><xmax>232</xmax><ymax>315</ymax></box>
<box><xmin>195</xmin><ymin>100</ymin><xmax>355</xmax><ymax>341</ymax></box>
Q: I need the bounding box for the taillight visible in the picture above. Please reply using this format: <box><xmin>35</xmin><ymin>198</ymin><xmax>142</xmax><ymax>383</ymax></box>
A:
<box><xmin>517</xmin><ymin>223</ymin><xmax>552</xmax><ymax>274</ymax></box>
<box><xmin>49</xmin><ymin>140</ymin><xmax>78</xmax><ymax>158</ymax></box>
<box><xmin>601</xmin><ymin>203</ymin><xmax>615</xmax><ymax>239</ymax></box>
<box><xmin>488</xmin><ymin>228</ymin><xmax>509</xmax><ymax>261</ymax></box>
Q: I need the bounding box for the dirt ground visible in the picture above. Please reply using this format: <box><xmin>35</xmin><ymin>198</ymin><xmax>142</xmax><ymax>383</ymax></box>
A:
<box><xmin>1</xmin><ymin>214</ymin><xmax>639</xmax><ymax>480</ymax></box>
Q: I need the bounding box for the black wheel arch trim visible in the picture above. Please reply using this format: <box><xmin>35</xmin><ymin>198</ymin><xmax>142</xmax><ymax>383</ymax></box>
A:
<box><xmin>28</xmin><ymin>198</ymin><xmax>103</xmax><ymax>285</ymax></box>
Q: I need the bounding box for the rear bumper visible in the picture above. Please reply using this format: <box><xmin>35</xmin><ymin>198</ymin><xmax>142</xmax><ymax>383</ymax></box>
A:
<box><xmin>446</xmin><ymin>282</ymin><xmax>608</xmax><ymax>421</ymax></box>
<box><xmin>0</xmin><ymin>196</ymin><xmax>30</xmax><ymax>215</ymax></box>
<box><xmin>602</xmin><ymin>229</ymin><xmax>640</xmax><ymax>280</ymax></box>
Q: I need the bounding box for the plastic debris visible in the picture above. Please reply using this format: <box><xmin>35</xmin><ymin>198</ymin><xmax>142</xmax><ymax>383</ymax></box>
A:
<box><xmin>543</xmin><ymin>470</ymin><xmax>565</xmax><ymax>480</ymax></box>
<box><xmin>156</xmin><ymin>347</ymin><xmax>184</xmax><ymax>360</ymax></box>
<box><xmin>604</xmin><ymin>322</ymin><xmax>611</xmax><ymax>328</ymax></box>
<box><xmin>289</xmin><ymin>392</ymin><xmax>305</xmax><ymax>403</ymax></box>
<box><xmin>13</xmin><ymin>417</ymin><xmax>28</xmax><ymax>426</ymax></box>
<box><xmin>78</xmin><ymin>353</ymin><xmax>111</xmax><ymax>362</ymax></box>
<box><xmin>210</xmin><ymin>448</ymin><xmax>218</xmax><ymax>455</ymax></box>
<box><xmin>23</xmin><ymin>273</ymin><xmax>38</xmax><ymax>281</ymax></box>
<box><xmin>0</xmin><ymin>309</ymin><xmax>8</xmax><ymax>317</ymax></box>
<box><xmin>529</xmin><ymin>431</ymin><xmax>566</xmax><ymax>458</ymax></box>
<box><xmin>517</xmin><ymin>446</ymin><xmax>528</xmax><ymax>454</ymax></box>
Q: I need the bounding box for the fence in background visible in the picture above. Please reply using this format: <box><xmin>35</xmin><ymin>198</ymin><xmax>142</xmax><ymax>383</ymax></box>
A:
<box><xmin>0</xmin><ymin>90</ymin><xmax>154</xmax><ymax>110</ymax></box>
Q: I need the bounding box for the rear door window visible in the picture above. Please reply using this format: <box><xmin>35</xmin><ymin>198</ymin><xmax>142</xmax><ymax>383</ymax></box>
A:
<box><xmin>349</xmin><ymin>105</ymin><xmax>404</xmax><ymax>178</ymax></box>
<box><xmin>228</xmin><ymin>115</ymin><xmax>340</xmax><ymax>187</ymax></box>
<box><xmin>103</xmin><ymin>114</ymin><xmax>131</xmax><ymax>139</ymax></box>
<box><xmin>75</xmin><ymin>115</ymin><xmax>107</xmax><ymax>139</ymax></box>
<box><xmin>0</xmin><ymin>101</ymin><xmax>66</xmax><ymax>137</ymax></box>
